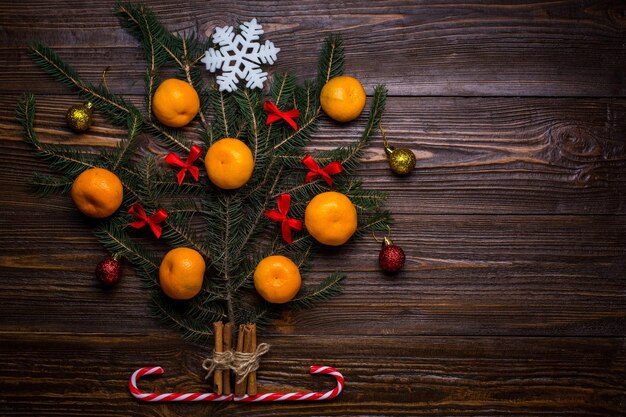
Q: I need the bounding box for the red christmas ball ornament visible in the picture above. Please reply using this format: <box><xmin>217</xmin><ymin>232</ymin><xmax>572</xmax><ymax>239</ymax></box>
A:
<box><xmin>379</xmin><ymin>236</ymin><xmax>405</xmax><ymax>273</ymax></box>
<box><xmin>95</xmin><ymin>255</ymin><xmax>122</xmax><ymax>286</ymax></box>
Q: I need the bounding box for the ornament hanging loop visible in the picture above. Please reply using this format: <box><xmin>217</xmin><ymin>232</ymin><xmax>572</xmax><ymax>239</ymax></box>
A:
<box><xmin>378</xmin><ymin>123</ymin><xmax>394</xmax><ymax>156</ymax></box>
<box><xmin>101</xmin><ymin>66</ymin><xmax>111</xmax><ymax>93</ymax></box>
<box><xmin>372</xmin><ymin>225</ymin><xmax>392</xmax><ymax>244</ymax></box>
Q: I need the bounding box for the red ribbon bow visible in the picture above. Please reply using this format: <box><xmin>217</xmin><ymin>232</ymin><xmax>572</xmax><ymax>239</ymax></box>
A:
<box><xmin>263</xmin><ymin>194</ymin><xmax>303</xmax><ymax>244</ymax></box>
<box><xmin>264</xmin><ymin>101</ymin><xmax>299</xmax><ymax>130</ymax></box>
<box><xmin>165</xmin><ymin>145</ymin><xmax>202</xmax><ymax>185</ymax></box>
<box><xmin>128</xmin><ymin>203</ymin><xmax>168</xmax><ymax>239</ymax></box>
<box><xmin>302</xmin><ymin>154</ymin><xmax>343</xmax><ymax>187</ymax></box>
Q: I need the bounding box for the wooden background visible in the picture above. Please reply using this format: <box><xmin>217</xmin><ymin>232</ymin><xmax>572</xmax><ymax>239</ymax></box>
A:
<box><xmin>1</xmin><ymin>1</ymin><xmax>625</xmax><ymax>415</ymax></box>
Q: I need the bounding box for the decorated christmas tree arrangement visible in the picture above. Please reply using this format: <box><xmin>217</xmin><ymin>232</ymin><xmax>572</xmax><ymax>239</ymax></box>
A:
<box><xmin>16</xmin><ymin>2</ymin><xmax>411</xmax><ymax>403</ymax></box>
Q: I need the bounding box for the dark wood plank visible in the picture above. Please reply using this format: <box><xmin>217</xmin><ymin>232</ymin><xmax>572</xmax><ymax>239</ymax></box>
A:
<box><xmin>1</xmin><ymin>333</ymin><xmax>624</xmax><ymax>416</ymax></box>
<box><xmin>0</xmin><ymin>182</ymin><xmax>623</xmax><ymax>337</ymax></box>
<box><xmin>2</xmin><ymin>94</ymin><xmax>625</xmax><ymax>215</ymax></box>
<box><xmin>1</xmin><ymin>0</ymin><xmax>625</xmax><ymax>96</ymax></box>
<box><xmin>1</xmin><ymin>1</ymin><xmax>625</xmax><ymax>415</ymax></box>
<box><xmin>0</xmin><ymin>92</ymin><xmax>624</xmax><ymax>337</ymax></box>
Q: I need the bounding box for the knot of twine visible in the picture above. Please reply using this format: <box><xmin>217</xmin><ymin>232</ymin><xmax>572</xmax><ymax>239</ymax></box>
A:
<box><xmin>202</xmin><ymin>343</ymin><xmax>270</xmax><ymax>384</ymax></box>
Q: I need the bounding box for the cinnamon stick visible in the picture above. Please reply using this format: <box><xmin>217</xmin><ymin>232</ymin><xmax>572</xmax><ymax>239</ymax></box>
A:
<box><xmin>234</xmin><ymin>324</ymin><xmax>247</xmax><ymax>396</ymax></box>
<box><xmin>242</xmin><ymin>325</ymin><xmax>254</xmax><ymax>394</ymax></box>
<box><xmin>223</xmin><ymin>322</ymin><xmax>233</xmax><ymax>394</ymax></box>
<box><xmin>212</xmin><ymin>321</ymin><xmax>224</xmax><ymax>395</ymax></box>
<box><xmin>246</xmin><ymin>323</ymin><xmax>258</xmax><ymax>395</ymax></box>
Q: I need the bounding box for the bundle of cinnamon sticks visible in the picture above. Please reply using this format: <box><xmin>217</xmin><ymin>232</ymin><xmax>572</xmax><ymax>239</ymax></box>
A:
<box><xmin>212</xmin><ymin>322</ymin><xmax>259</xmax><ymax>396</ymax></box>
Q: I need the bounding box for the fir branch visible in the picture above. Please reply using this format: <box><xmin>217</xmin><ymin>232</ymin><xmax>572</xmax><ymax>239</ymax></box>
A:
<box><xmin>122</xmin><ymin>2</ymin><xmax>159</xmax><ymax>119</ymax></box>
<box><xmin>210</xmin><ymin>86</ymin><xmax>239</xmax><ymax>141</ymax></box>
<box><xmin>150</xmin><ymin>292</ymin><xmax>221</xmax><ymax>342</ymax></box>
<box><xmin>101</xmin><ymin>110</ymin><xmax>143</xmax><ymax>171</ymax></box>
<box><xmin>122</xmin><ymin>159</ymin><xmax>213</xmax><ymax>265</ymax></box>
<box><xmin>118</xmin><ymin>3</ymin><xmax>207</xmax><ymax>72</ymax></box>
<box><xmin>36</xmin><ymin>145</ymin><xmax>96</xmax><ymax>176</ymax></box>
<box><xmin>230</xmin><ymin>262</ymin><xmax>256</xmax><ymax>294</ymax></box>
<box><xmin>270</xmin><ymin>73</ymin><xmax>297</xmax><ymax>108</ymax></box>
<box><xmin>284</xmin><ymin>177</ymin><xmax>386</xmax><ymax>221</ymax></box>
<box><xmin>346</xmin><ymin>190</ymin><xmax>387</xmax><ymax>213</ymax></box>
<box><xmin>236</xmin><ymin>245</ymin><xmax>283</xmax><ymax>295</ymax></box>
<box><xmin>161</xmin><ymin>215</ymin><xmax>212</xmax><ymax>261</ymax></box>
<box><xmin>129</xmin><ymin>156</ymin><xmax>202</xmax><ymax>207</ymax></box>
<box><xmin>270</xmin><ymin>74</ymin><xmax>319</xmax><ymax>151</ymax></box>
<box><xmin>161</xmin><ymin>42</ymin><xmax>184</xmax><ymax>68</ymax></box>
<box><xmin>17</xmin><ymin>93</ymin><xmax>97</xmax><ymax>177</ymax></box>
<box><xmin>317</xmin><ymin>34</ymin><xmax>344</xmax><ymax>90</ymax></box>
<box><xmin>29</xmin><ymin>40</ymin><xmax>191</xmax><ymax>158</ymax></box>
<box><xmin>199</xmin><ymin>197</ymin><xmax>223</xmax><ymax>259</ymax></box>
<box><xmin>236</xmin><ymin>302</ymin><xmax>281</xmax><ymax>331</ymax></box>
<box><xmin>93</xmin><ymin>219</ymin><xmax>159</xmax><ymax>281</ymax></box>
<box><xmin>133</xmin><ymin>155</ymin><xmax>160</xmax><ymax>205</ymax></box>
<box><xmin>185</xmin><ymin>305</ymin><xmax>226</xmax><ymax>329</ymax></box>
<box><xmin>28</xmin><ymin>172</ymin><xmax>74</xmax><ymax>197</ymax></box>
<box><xmin>189</xmin><ymin>65</ymin><xmax>213</xmax><ymax>131</ymax></box>
<box><xmin>116</xmin><ymin>2</ymin><xmax>180</xmax><ymax>68</ymax></box>
<box><xmin>234</xmin><ymin>88</ymin><xmax>265</xmax><ymax>165</ymax></box>
<box><xmin>153</xmin><ymin>176</ymin><xmax>205</xmax><ymax>197</ymax></box>
<box><xmin>272</xmin><ymin>110</ymin><xmax>320</xmax><ymax>151</ymax></box>
<box><xmin>355</xmin><ymin>210</ymin><xmax>393</xmax><ymax>235</ymax></box>
<box><xmin>117</xmin><ymin>166</ymin><xmax>144</xmax><ymax>203</ymax></box>
<box><xmin>167</xmin><ymin>199</ymin><xmax>208</xmax><ymax>215</ymax></box>
<box><xmin>144</xmin><ymin>70</ymin><xmax>156</xmax><ymax>120</ymax></box>
<box><xmin>280</xmin><ymin>84</ymin><xmax>388</xmax><ymax>171</ymax></box>
<box><xmin>238</xmin><ymin>164</ymin><xmax>283</xmax><ymax>251</ymax></box>
<box><xmin>117</xmin><ymin>2</ymin><xmax>161</xmax><ymax>118</ymax></box>
<box><xmin>27</xmin><ymin>43</ymin><xmax>85</xmax><ymax>91</ymax></box>
<box><xmin>118</xmin><ymin>2</ymin><xmax>211</xmax><ymax>130</ymax></box>
<box><xmin>338</xmin><ymin>84</ymin><xmax>388</xmax><ymax>169</ymax></box>
<box><xmin>298</xmin><ymin>80</ymin><xmax>318</xmax><ymax>121</ymax></box>
<box><xmin>270</xmin><ymin>78</ymin><xmax>322</xmax><ymax>153</ymax></box>
<box><xmin>272</xmin><ymin>233</ymin><xmax>314</xmax><ymax>256</ymax></box>
<box><xmin>180</xmin><ymin>37</ymin><xmax>210</xmax><ymax>130</ymax></box>
<box><xmin>28</xmin><ymin>43</ymin><xmax>134</xmax><ymax>126</ymax></box>
<box><xmin>187</xmin><ymin>294</ymin><xmax>226</xmax><ymax>323</ymax></box>
<box><xmin>145</xmin><ymin>122</ymin><xmax>193</xmax><ymax>155</ymax></box>
<box><xmin>221</xmin><ymin>195</ymin><xmax>236</xmax><ymax>325</ymax></box>
<box><xmin>289</xmin><ymin>272</ymin><xmax>345</xmax><ymax>309</ymax></box>
<box><xmin>275</xmin><ymin>84</ymin><xmax>388</xmax><ymax>201</ymax></box>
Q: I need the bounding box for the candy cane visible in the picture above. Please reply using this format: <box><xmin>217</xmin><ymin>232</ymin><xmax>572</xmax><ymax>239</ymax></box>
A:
<box><xmin>234</xmin><ymin>366</ymin><xmax>344</xmax><ymax>402</ymax></box>
<box><xmin>129</xmin><ymin>367</ymin><xmax>234</xmax><ymax>402</ymax></box>
<box><xmin>129</xmin><ymin>365</ymin><xmax>344</xmax><ymax>403</ymax></box>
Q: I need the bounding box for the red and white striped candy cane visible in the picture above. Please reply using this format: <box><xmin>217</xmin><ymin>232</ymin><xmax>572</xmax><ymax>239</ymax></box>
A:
<box><xmin>235</xmin><ymin>366</ymin><xmax>344</xmax><ymax>402</ymax></box>
<box><xmin>129</xmin><ymin>367</ymin><xmax>234</xmax><ymax>402</ymax></box>
<box><xmin>129</xmin><ymin>365</ymin><xmax>344</xmax><ymax>403</ymax></box>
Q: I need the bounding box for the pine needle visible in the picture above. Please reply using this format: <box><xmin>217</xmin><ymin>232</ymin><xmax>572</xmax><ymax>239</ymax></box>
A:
<box><xmin>289</xmin><ymin>272</ymin><xmax>346</xmax><ymax>309</ymax></box>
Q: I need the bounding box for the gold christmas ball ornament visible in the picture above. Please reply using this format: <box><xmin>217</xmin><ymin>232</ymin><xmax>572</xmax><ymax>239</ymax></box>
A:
<box><xmin>385</xmin><ymin>145</ymin><xmax>416</xmax><ymax>175</ymax></box>
<box><xmin>66</xmin><ymin>102</ymin><xmax>94</xmax><ymax>132</ymax></box>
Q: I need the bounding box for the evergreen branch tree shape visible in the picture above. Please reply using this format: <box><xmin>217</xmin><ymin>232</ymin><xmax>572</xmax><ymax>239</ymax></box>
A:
<box><xmin>17</xmin><ymin>2</ymin><xmax>391</xmax><ymax>341</ymax></box>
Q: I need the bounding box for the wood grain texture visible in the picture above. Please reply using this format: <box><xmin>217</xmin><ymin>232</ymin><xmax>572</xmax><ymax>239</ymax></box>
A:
<box><xmin>0</xmin><ymin>203</ymin><xmax>624</xmax><ymax>336</ymax></box>
<box><xmin>1</xmin><ymin>0</ymin><xmax>625</xmax><ymax>96</ymax></box>
<box><xmin>1</xmin><ymin>0</ymin><xmax>625</xmax><ymax>415</ymax></box>
<box><xmin>2</xmin><ymin>94</ymin><xmax>625</xmax><ymax>215</ymax></box>
<box><xmin>1</xmin><ymin>333</ymin><xmax>624</xmax><ymax>417</ymax></box>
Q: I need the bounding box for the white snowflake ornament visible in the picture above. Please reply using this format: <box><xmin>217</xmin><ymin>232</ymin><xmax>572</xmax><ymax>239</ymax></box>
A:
<box><xmin>202</xmin><ymin>19</ymin><xmax>280</xmax><ymax>92</ymax></box>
